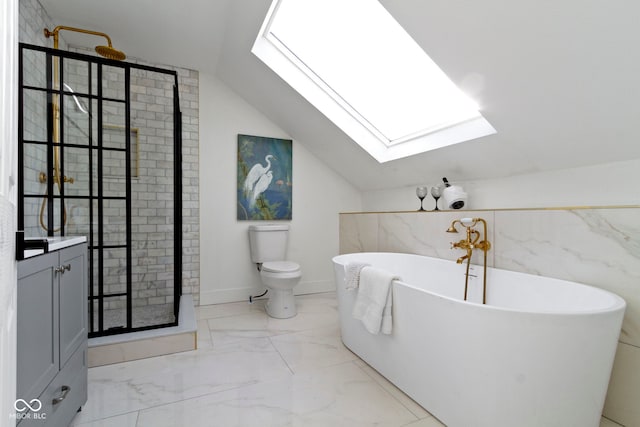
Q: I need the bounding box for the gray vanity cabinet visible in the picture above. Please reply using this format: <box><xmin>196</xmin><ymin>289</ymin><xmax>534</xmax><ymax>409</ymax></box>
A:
<box><xmin>17</xmin><ymin>243</ymin><xmax>88</xmax><ymax>427</ymax></box>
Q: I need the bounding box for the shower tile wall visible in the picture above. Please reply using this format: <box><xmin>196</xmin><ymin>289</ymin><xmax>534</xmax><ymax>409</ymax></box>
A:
<box><xmin>339</xmin><ymin>207</ymin><xmax>640</xmax><ymax>426</ymax></box>
<box><xmin>19</xmin><ymin>0</ymin><xmax>201</xmax><ymax>313</ymax></box>
<box><xmin>129</xmin><ymin>61</ymin><xmax>200</xmax><ymax>307</ymax></box>
<box><xmin>19</xmin><ymin>0</ymin><xmax>52</xmax><ymax>237</ymax></box>
<box><xmin>19</xmin><ymin>0</ymin><xmax>57</xmax><ymax>48</ymax></box>
<box><xmin>65</xmin><ymin>57</ymin><xmax>199</xmax><ymax>316</ymax></box>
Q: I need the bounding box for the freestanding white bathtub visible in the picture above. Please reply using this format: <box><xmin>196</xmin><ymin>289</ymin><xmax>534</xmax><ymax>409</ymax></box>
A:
<box><xmin>333</xmin><ymin>252</ymin><xmax>625</xmax><ymax>427</ymax></box>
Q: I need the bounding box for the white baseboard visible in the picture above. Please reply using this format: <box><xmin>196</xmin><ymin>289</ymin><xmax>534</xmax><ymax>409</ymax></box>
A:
<box><xmin>200</xmin><ymin>287</ymin><xmax>256</xmax><ymax>305</ymax></box>
<box><xmin>200</xmin><ymin>280</ymin><xmax>336</xmax><ymax>305</ymax></box>
<box><xmin>295</xmin><ymin>280</ymin><xmax>335</xmax><ymax>295</ymax></box>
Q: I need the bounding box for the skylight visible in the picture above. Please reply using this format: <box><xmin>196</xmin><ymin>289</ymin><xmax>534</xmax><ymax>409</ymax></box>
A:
<box><xmin>252</xmin><ymin>0</ymin><xmax>496</xmax><ymax>163</ymax></box>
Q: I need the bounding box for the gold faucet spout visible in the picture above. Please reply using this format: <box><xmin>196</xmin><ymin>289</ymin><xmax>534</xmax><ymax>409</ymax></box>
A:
<box><xmin>456</xmin><ymin>254</ymin><xmax>470</xmax><ymax>264</ymax></box>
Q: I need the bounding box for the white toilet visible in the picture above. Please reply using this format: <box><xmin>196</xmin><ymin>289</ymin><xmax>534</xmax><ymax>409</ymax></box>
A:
<box><xmin>248</xmin><ymin>224</ymin><xmax>302</xmax><ymax>318</ymax></box>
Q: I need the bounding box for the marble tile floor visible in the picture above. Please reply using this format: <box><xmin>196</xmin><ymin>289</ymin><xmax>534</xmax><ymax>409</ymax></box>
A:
<box><xmin>71</xmin><ymin>292</ymin><xmax>622</xmax><ymax>427</ymax></box>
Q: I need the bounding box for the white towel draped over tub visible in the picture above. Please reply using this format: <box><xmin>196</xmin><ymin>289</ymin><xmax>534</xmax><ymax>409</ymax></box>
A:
<box><xmin>352</xmin><ymin>266</ymin><xmax>400</xmax><ymax>335</ymax></box>
<box><xmin>344</xmin><ymin>262</ymin><xmax>370</xmax><ymax>290</ymax></box>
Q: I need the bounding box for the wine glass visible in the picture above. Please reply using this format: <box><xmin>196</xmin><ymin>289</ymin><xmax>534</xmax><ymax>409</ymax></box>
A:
<box><xmin>416</xmin><ymin>186</ymin><xmax>428</xmax><ymax>211</ymax></box>
<box><xmin>431</xmin><ymin>185</ymin><xmax>443</xmax><ymax>211</ymax></box>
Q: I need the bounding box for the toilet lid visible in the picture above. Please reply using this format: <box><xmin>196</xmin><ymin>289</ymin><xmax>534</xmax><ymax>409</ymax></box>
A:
<box><xmin>262</xmin><ymin>261</ymin><xmax>300</xmax><ymax>273</ymax></box>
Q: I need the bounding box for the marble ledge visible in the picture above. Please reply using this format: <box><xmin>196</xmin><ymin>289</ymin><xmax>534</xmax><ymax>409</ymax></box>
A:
<box><xmin>339</xmin><ymin>205</ymin><xmax>640</xmax><ymax>215</ymax></box>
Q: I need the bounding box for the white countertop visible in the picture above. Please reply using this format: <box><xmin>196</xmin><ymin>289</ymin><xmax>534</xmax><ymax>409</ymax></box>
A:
<box><xmin>23</xmin><ymin>249</ymin><xmax>45</xmax><ymax>259</ymax></box>
<box><xmin>43</xmin><ymin>236</ymin><xmax>87</xmax><ymax>250</ymax></box>
<box><xmin>23</xmin><ymin>236</ymin><xmax>87</xmax><ymax>259</ymax></box>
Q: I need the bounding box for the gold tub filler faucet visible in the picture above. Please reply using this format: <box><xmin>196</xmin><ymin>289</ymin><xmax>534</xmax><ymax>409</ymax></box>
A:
<box><xmin>447</xmin><ymin>218</ymin><xmax>491</xmax><ymax>304</ymax></box>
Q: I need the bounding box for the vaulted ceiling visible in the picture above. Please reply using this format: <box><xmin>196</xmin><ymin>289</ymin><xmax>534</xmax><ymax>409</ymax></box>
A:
<box><xmin>39</xmin><ymin>0</ymin><xmax>640</xmax><ymax>191</ymax></box>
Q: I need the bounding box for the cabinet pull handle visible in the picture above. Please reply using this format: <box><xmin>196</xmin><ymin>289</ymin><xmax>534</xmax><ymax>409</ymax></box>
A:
<box><xmin>52</xmin><ymin>385</ymin><xmax>70</xmax><ymax>405</ymax></box>
<box><xmin>54</xmin><ymin>264</ymin><xmax>71</xmax><ymax>274</ymax></box>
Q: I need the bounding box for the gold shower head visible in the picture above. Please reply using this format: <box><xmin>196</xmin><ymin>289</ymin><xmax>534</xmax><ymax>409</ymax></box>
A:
<box><xmin>95</xmin><ymin>45</ymin><xmax>126</xmax><ymax>61</ymax></box>
<box><xmin>44</xmin><ymin>25</ymin><xmax>126</xmax><ymax>61</ymax></box>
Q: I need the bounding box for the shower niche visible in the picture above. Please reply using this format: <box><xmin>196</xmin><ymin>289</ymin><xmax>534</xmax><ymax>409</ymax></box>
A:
<box><xmin>18</xmin><ymin>43</ymin><xmax>183</xmax><ymax>337</ymax></box>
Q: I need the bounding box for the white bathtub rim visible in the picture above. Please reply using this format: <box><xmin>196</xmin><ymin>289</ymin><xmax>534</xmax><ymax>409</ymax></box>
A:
<box><xmin>398</xmin><ymin>280</ymin><xmax>625</xmax><ymax>317</ymax></box>
<box><xmin>333</xmin><ymin>252</ymin><xmax>626</xmax><ymax>316</ymax></box>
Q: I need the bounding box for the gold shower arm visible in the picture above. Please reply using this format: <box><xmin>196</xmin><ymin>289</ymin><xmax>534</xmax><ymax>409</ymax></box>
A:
<box><xmin>45</xmin><ymin>26</ymin><xmax>114</xmax><ymax>49</ymax></box>
<box><xmin>44</xmin><ymin>25</ymin><xmax>126</xmax><ymax>60</ymax></box>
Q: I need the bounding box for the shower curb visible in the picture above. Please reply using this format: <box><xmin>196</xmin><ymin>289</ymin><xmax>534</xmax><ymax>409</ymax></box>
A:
<box><xmin>87</xmin><ymin>295</ymin><xmax>197</xmax><ymax>367</ymax></box>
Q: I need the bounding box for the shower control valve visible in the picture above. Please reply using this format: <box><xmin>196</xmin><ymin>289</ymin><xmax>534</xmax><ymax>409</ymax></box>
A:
<box><xmin>39</xmin><ymin>172</ymin><xmax>75</xmax><ymax>184</ymax></box>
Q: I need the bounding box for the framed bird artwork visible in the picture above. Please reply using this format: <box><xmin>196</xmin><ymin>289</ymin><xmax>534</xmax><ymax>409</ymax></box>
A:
<box><xmin>237</xmin><ymin>134</ymin><xmax>292</xmax><ymax>220</ymax></box>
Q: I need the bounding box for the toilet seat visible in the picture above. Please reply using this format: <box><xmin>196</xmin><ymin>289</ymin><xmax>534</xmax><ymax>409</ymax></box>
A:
<box><xmin>261</xmin><ymin>261</ymin><xmax>300</xmax><ymax>274</ymax></box>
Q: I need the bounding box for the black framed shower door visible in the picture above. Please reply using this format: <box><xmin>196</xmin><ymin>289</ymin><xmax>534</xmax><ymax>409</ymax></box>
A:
<box><xmin>18</xmin><ymin>43</ymin><xmax>183</xmax><ymax>337</ymax></box>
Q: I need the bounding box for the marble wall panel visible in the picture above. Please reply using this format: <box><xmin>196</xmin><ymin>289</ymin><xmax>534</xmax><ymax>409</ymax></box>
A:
<box><xmin>494</xmin><ymin>209</ymin><xmax>640</xmax><ymax>347</ymax></box>
<box><xmin>377</xmin><ymin>211</ymin><xmax>495</xmax><ymax>267</ymax></box>
<box><xmin>604</xmin><ymin>342</ymin><xmax>640</xmax><ymax>426</ymax></box>
<box><xmin>339</xmin><ymin>213</ymin><xmax>379</xmax><ymax>254</ymax></box>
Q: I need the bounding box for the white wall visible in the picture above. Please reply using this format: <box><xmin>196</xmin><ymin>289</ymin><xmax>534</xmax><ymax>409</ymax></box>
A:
<box><xmin>0</xmin><ymin>0</ymin><xmax>18</xmax><ymax>420</ymax></box>
<box><xmin>362</xmin><ymin>158</ymin><xmax>640</xmax><ymax>212</ymax></box>
<box><xmin>199</xmin><ymin>73</ymin><xmax>362</xmax><ymax>305</ymax></box>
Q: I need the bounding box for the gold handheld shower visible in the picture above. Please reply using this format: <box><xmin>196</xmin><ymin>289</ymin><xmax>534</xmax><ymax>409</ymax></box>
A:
<box><xmin>39</xmin><ymin>26</ymin><xmax>126</xmax><ymax>232</ymax></box>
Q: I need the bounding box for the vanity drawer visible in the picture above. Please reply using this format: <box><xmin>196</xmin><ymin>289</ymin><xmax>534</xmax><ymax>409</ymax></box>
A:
<box><xmin>18</xmin><ymin>345</ymin><xmax>87</xmax><ymax>427</ymax></box>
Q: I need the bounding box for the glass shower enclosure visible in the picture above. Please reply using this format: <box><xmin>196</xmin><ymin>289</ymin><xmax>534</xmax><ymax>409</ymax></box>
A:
<box><xmin>18</xmin><ymin>43</ymin><xmax>182</xmax><ymax>337</ymax></box>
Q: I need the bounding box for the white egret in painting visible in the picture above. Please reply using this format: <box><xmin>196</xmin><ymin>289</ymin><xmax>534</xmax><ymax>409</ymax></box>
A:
<box><xmin>243</xmin><ymin>155</ymin><xmax>275</xmax><ymax>197</ymax></box>
<box><xmin>250</xmin><ymin>171</ymin><xmax>273</xmax><ymax>208</ymax></box>
<box><xmin>237</xmin><ymin>135</ymin><xmax>292</xmax><ymax>220</ymax></box>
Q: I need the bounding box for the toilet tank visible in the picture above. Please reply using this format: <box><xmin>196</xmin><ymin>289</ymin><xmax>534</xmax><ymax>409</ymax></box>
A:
<box><xmin>248</xmin><ymin>224</ymin><xmax>289</xmax><ymax>263</ymax></box>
